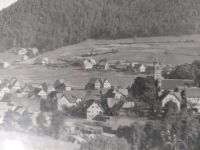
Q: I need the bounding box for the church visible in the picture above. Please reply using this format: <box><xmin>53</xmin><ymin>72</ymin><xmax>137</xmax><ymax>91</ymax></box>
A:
<box><xmin>153</xmin><ymin>56</ymin><xmax>195</xmax><ymax>113</ymax></box>
<box><xmin>153</xmin><ymin>57</ymin><xmax>194</xmax><ymax>96</ymax></box>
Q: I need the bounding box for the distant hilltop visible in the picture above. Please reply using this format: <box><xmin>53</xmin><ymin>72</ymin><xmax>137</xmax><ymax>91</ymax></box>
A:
<box><xmin>0</xmin><ymin>0</ymin><xmax>199</xmax><ymax>51</ymax></box>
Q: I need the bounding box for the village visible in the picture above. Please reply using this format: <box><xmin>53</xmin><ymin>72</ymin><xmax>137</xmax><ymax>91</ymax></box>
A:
<box><xmin>0</xmin><ymin>46</ymin><xmax>199</xmax><ymax>145</ymax></box>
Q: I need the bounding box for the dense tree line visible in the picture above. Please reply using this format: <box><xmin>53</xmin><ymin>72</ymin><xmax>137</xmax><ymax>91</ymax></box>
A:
<box><xmin>0</xmin><ymin>0</ymin><xmax>200</xmax><ymax>51</ymax></box>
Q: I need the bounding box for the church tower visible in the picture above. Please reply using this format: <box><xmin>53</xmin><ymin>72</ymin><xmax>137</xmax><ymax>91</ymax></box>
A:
<box><xmin>154</xmin><ymin>56</ymin><xmax>163</xmax><ymax>87</ymax></box>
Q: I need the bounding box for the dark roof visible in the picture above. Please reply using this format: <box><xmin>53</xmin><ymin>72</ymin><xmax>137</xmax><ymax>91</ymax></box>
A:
<box><xmin>53</xmin><ymin>80</ymin><xmax>62</xmax><ymax>88</ymax></box>
<box><xmin>161</xmin><ymin>79</ymin><xmax>193</xmax><ymax>90</ymax></box>
<box><xmin>185</xmin><ymin>88</ymin><xmax>200</xmax><ymax>98</ymax></box>
<box><xmin>87</xmin><ymin>78</ymin><xmax>101</xmax><ymax>84</ymax></box>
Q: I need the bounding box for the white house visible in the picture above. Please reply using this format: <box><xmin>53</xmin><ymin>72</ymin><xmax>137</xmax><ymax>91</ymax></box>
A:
<box><xmin>87</xmin><ymin>101</ymin><xmax>103</xmax><ymax>120</ymax></box>
<box><xmin>139</xmin><ymin>64</ymin><xmax>146</xmax><ymax>73</ymax></box>
<box><xmin>38</xmin><ymin>90</ymin><xmax>47</xmax><ymax>99</ymax></box>
<box><xmin>57</xmin><ymin>92</ymin><xmax>77</xmax><ymax>111</ymax></box>
<box><xmin>185</xmin><ymin>88</ymin><xmax>200</xmax><ymax>112</ymax></box>
<box><xmin>83</xmin><ymin>59</ymin><xmax>93</xmax><ymax>70</ymax></box>
<box><xmin>102</xmin><ymin>79</ymin><xmax>111</xmax><ymax>89</ymax></box>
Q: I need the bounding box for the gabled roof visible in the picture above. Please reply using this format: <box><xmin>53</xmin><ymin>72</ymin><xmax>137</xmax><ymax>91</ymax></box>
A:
<box><xmin>185</xmin><ymin>88</ymin><xmax>200</xmax><ymax>98</ymax></box>
<box><xmin>161</xmin><ymin>92</ymin><xmax>182</xmax><ymax>102</ymax></box>
<box><xmin>60</xmin><ymin>91</ymin><xmax>77</xmax><ymax>103</ymax></box>
<box><xmin>161</xmin><ymin>79</ymin><xmax>193</xmax><ymax>90</ymax></box>
<box><xmin>87</xmin><ymin>100</ymin><xmax>102</xmax><ymax>110</ymax></box>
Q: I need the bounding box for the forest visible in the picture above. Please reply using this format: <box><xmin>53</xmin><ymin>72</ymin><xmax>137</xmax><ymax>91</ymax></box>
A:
<box><xmin>0</xmin><ymin>0</ymin><xmax>200</xmax><ymax>51</ymax></box>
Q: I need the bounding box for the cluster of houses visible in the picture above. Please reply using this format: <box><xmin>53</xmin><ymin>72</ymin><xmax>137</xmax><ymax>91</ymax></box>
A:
<box><xmin>18</xmin><ymin>48</ymin><xmax>39</xmax><ymax>61</ymax></box>
<box><xmin>82</xmin><ymin>57</ymin><xmax>173</xmax><ymax>75</ymax></box>
<box><xmin>0</xmin><ymin>56</ymin><xmax>200</xmax><ymax>125</ymax></box>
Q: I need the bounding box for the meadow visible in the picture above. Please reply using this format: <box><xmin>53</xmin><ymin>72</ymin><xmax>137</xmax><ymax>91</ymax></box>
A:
<box><xmin>0</xmin><ymin>35</ymin><xmax>200</xmax><ymax>88</ymax></box>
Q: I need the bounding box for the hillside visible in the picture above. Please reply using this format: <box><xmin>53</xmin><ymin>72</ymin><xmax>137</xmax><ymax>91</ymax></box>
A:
<box><xmin>0</xmin><ymin>0</ymin><xmax>200</xmax><ymax>51</ymax></box>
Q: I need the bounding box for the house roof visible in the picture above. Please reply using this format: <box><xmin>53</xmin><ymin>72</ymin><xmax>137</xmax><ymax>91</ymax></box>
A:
<box><xmin>87</xmin><ymin>78</ymin><xmax>101</xmax><ymax>84</ymax></box>
<box><xmin>161</xmin><ymin>79</ymin><xmax>194</xmax><ymax>90</ymax></box>
<box><xmin>61</xmin><ymin>91</ymin><xmax>77</xmax><ymax>103</ymax></box>
<box><xmin>87</xmin><ymin>100</ymin><xmax>102</xmax><ymax>110</ymax></box>
<box><xmin>161</xmin><ymin>92</ymin><xmax>182</xmax><ymax>102</ymax></box>
<box><xmin>185</xmin><ymin>88</ymin><xmax>200</xmax><ymax>98</ymax></box>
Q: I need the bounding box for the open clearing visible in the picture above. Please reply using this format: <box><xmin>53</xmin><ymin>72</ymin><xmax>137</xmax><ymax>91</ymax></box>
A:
<box><xmin>0</xmin><ymin>35</ymin><xmax>200</xmax><ymax>87</ymax></box>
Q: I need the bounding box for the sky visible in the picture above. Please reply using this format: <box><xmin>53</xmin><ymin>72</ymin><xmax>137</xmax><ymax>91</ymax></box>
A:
<box><xmin>0</xmin><ymin>0</ymin><xmax>17</xmax><ymax>11</ymax></box>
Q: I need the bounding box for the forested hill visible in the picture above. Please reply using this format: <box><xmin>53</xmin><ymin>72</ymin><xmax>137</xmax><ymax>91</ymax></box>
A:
<box><xmin>0</xmin><ymin>0</ymin><xmax>200</xmax><ymax>51</ymax></box>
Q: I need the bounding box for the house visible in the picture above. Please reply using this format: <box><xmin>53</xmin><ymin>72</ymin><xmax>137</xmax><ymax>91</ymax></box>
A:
<box><xmin>85</xmin><ymin>78</ymin><xmax>102</xmax><ymax>90</ymax></box>
<box><xmin>185</xmin><ymin>88</ymin><xmax>200</xmax><ymax>112</ymax></box>
<box><xmin>86</xmin><ymin>101</ymin><xmax>103</xmax><ymax>120</ymax></box>
<box><xmin>57</xmin><ymin>92</ymin><xmax>77</xmax><ymax>111</ymax></box>
<box><xmin>161</xmin><ymin>92</ymin><xmax>182</xmax><ymax>112</ymax></box>
<box><xmin>18</xmin><ymin>48</ymin><xmax>27</xmax><ymax>56</ymax></box>
<box><xmin>83</xmin><ymin>59</ymin><xmax>94</xmax><ymax>70</ymax></box>
<box><xmin>38</xmin><ymin>90</ymin><xmax>48</xmax><ymax>99</ymax></box>
<box><xmin>21</xmin><ymin>55</ymin><xmax>29</xmax><ymax>61</ymax></box>
<box><xmin>102</xmin><ymin>79</ymin><xmax>111</xmax><ymax>89</ymax></box>
<box><xmin>134</xmin><ymin>64</ymin><xmax>146</xmax><ymax>73</ymax></box>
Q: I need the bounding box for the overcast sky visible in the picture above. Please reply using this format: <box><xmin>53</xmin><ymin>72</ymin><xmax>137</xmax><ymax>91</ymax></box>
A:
<box><xmin>0</xmin><ymin>0</ymin><xmax>17</xmax><ymax>11</ymax></box>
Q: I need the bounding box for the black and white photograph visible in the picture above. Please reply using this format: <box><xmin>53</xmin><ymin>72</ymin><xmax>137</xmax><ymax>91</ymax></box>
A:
<box><xmin>0</xmin><ymin>0</ymin><xmax>200</xmax><ymax>150</ymax></box>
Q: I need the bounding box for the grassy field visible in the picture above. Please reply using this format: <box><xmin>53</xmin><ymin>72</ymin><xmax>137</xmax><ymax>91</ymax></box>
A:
<box><xmin>0</xmin><ymin>35</ymin><xmax>200</xmax><ymax>88</ymax></box>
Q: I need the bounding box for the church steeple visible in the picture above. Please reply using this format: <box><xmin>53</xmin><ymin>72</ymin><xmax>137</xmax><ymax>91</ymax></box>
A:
<box><xmin>154</xmin><ymin>56</ymin><xmax>162</xmax><ymax>82</ymax></box>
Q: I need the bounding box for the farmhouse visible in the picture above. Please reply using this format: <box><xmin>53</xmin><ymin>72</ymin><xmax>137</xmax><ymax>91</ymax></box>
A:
<box><xmin>85</xmin><ymin>78</ymin><xmax>111</xmax><ymax>90</ymax></box>
<box><xmin>102</xmin><ymin>79</ymin><xmax>111</xmax><ymax>89</ymax></box>
<box><xmin>134</xmin><ymin>64</ymin><xmax>146</xmax><ymax>73</ymax></box>
<box><xmin>86</xmin><ymin>101</ymin><xmax>103</xmax><ymax>120</ymax></box>
<box><xmin>57</xmin><ymin>92</ymin><xmax>77</xmax><ymax>111</ymax></box>
<box><xmin>85</xmin><ymin>78</ymin><xmax>101</xmax><ymax>90</ymax></box>
<box><xmin>185</xmin><ymin>88</ymin><xmax>200</xmax><ymax>112</ymax></box>
<box><xmin>83</xmin><ymin>58</ymin><xmax>96</xmax><ymax>70</ymax></box>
